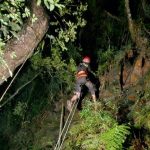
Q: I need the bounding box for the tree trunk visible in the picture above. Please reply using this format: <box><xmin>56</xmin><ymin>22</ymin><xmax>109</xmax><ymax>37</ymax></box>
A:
<box><xmin>125</xmin><ymin>0</ymin><xmax>135</xmax><ymax>43</ymax></box>
<box><xmin>0</xmin><ymin>0</ymin><xmax>49</xmax><ymax>85</ymax></box>
<box><xmin>125</xmin><ymin>0</ymin><xmax>149</xmax><ymax>52</ymax></box>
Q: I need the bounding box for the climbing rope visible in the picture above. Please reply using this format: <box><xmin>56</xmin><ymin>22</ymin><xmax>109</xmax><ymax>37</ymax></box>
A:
<box><xmin>0</xmin><ymin>73</ymin><xmax>39</xmax><ymax>108</ymax></box>
<box><xmin>54</xmin><ymin>100</ymin><xmax>77</xmax><ymax>150</ymax></box>
<box><xmin>58</xmin><ymin>100</ymin><xmax>79</xmax><ymax>150</ymax></box>
<box><xmin>54</xmin><ymin>99</ymin><xmax>79</xmax><ymax>150</ymax></box>
<box><xmin>0</xmin><ymin>52</ymin><xmax>31</xmax><ymax>104</ymax></box>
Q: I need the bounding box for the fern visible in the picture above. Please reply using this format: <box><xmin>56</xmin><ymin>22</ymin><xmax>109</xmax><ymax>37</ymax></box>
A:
<box><xmin>99</xmin><ymin>125</ymin><xmax>130</xmax><ymax>150</ymax></box>
<box><xmin>64</xmin><ymin>102</ymin><xmax>130</xmax><ymax>150</ymax></box>
<box><xmin>128</xmin><ymin>103</ymin><xmax>150</xmax><ymax>130</ymax></box>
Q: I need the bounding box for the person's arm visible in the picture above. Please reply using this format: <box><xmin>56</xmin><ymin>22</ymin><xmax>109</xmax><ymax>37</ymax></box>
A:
<box><xmin>88</xmin><ymin>65</ymin><xmax>96</xmax><ymax>76</ymax></box>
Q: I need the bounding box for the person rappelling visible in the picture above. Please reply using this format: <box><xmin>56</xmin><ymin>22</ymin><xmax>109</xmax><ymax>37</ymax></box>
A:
<box><xmin>67</xmin><ymin>56</ymin><xmax>97</xmax><ymax>112</ymax></box>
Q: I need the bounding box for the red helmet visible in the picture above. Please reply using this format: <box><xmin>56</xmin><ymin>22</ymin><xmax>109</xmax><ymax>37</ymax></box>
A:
<box><xmin>83</xmin><ymin>56</ymin><xmax>91</xmax><ymax>63</ymax></box>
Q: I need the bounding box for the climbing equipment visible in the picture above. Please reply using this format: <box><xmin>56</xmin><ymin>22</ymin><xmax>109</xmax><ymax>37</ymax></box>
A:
<box><xmin>0</xmin><ymin>52</ymin><xmax>31</xmax><ymax>107</ymax></box>
<box><xmin>76</xmin><ymin>70</ymin><xmax>88</xmax><ymax>79</ymax></box>
<box><xmin>75</xmin><ymin>62</ymin><xmax>89</xmax><ymax>79</ymax></box>
<box><xmin>54</xmin><ymin>98</ymin><xmax>79</xmax><ymax>150</ymax></box>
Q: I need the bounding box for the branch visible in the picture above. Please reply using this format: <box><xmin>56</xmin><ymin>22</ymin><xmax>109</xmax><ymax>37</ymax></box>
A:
<box><xmin>125</xmin><ymin>0</ymin><xmax>149</xmax><ymax>51</ymax></box>
<box><xmin>104</xmin><ymin>10</ymin><xmax>122</xmax><ymax>22</ymax></box>
<box><xmin>0</xmin><ymin>0</ymin><xmax>49</xmax><ymax>85</ymax></box>
<box><xmin>143</xmin><ymin>25</ymin><xmax>150</xmax><ymax>35</ymax></box>
<box><xmin>0</xmin><ymin>73</ymin><xmax>39</xmax><ymax>108</ymax></box>
<box><xmin>125</xmin><ymin>0</ymin><xmax>135</xmax><ymax>42</ymax></box>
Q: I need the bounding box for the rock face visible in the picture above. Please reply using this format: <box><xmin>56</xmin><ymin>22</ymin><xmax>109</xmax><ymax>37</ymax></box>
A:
<box><xmin>100</xmin><ymin>48</ymin><xmax>150</xmax><ymax>102</ymax></box>
<box><xmin>122</xmin><ymin>55</ymin><xmax>150</xmax><ymax>88</ymax></box>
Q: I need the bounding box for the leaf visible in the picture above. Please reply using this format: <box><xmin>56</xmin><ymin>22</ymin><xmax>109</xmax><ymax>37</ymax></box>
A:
<box><xmin>10</xmin><ymin>52</ymin><xmax>17</xmax><ymax>59</ymax></box>
<box><xmin>22</xmin><ymin>7</ymin><xmax>30</xmax><ymax>18</ymax></box>
<box><xmin>44</xmin><ymin>0</ymin><xmax>50</xmax><ymax>9</ymax></box>
<box><xmin>10</xmin><ymin>31</ymin><xmax>19</xmax><ymax>39</ymax></box>
<box><xmin>10</xmin><ymin>22</ymin><xmax>21</xmax><ymax>31</ymax></box>
<box><xmin>31</xmin><ymin>14</ymin><xmax>38</xmax><ymax>24</ymax></box>
<box><xmin>0</xmin><ymin>40</ymin><xmax>5</xmax><ymax>50</ymax></box>
<box><xmin>49</xmin><ymin>0</ymin><xmax>54</xmax><ymax>4</ymax></box>
<box><xmin>50</xmin><ymin>4</ymin><xmax>55</xmax><ymax>11</ymax></box>
<box><xmin>2</xmin><ymin>76</ymin><xmax>7</xmax><ymax>81</ymax></box>
<box><xmin>0</xmin><ymin>19</ymin><xmax>8</xmax><ymax>25</ymax></box>
<box><xmin>55</xmin><ymin>3</ymin><xmax>65</xmax><ymax>10</ymax></box>
<box><xmin>37</xmin><ymin>0</ymin><xmax>41</xmax><ymax>6</ymax></box>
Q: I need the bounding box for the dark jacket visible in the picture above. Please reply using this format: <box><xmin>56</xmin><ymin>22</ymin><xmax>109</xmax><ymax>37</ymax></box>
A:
<box><xmin>76</xmin><ymin>63</ymin><xmax>91</xmax><ymax>79</ymax></box>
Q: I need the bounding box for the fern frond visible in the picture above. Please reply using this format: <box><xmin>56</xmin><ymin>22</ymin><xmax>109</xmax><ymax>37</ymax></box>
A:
<box><xmin>100</xmin><ymin>125</ymin><xmax>130</xmax><ymax>150</ymax></box>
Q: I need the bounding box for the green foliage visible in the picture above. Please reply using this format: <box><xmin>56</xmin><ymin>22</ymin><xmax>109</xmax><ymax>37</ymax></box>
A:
<box><xmin>13</xmin><ymin>102</ymin><xmax>27</xmax><ymax>118</ymax></box>
<box><xmin>0</xmin><ymin>66</ymin><xmax>60</xmax><ymax>149</ymax></box>
<box><xmin>79</xmin><ymin>102</ymin><xmax>117</xmax><ymax>130</ymax></box>
<box><xmin>31</xmin><ymin>0</ymin><xmax>87</xmax><ymax>92</ymax></box>
<box><xmin>0</xmin><ymin>45</ymin><xmax>5</xmax><ymax>66</ymax></box>
<box><xmin>143</xmin><ymin>3</ymin><xmax>150</xmax><ymax>18</ymax></box>
<box><xmin>48</xmin><ymin>2</ymin><xmax>87</xmax><ymax>51</ymax></box>
<box><xmin>0</xmin><ymin>0</ymin><xmax>29</xmax><ymax>41</ymax></box>
<box><xmin>128</xmin><ymin>101</ymin><xmax>150</xmax><ymax>130</ymax></box>
<box><xmin>31</xmin><ymin>49</ymin><xmax>76</xmax><ymax>96</ymax></box>
<box><xmin>97</xmin><ymin>47</ymin><xmax>115</xmax><ymax>75</ymax></box>
<box><xmin>99</xmin><ymin>125</ymin><xmax>130</xmax><ymax>150</ymax></box>
<box><xmin>0</xmin><ymin>39</ymin><xmax>5</xmax><ymax>51</ymax></box>
<box><xmin>64</xmin><ymin>101</ymin><xmax>130</xmax><ymax>150</ymax></box>
<box><xmin>127</xmin><ymin>72</ymin><xmax>150</xmax><ymax>130</ymax></box>
<box><xmin>37</xmin><ymin>0</ymin><xmax>65</xmax><ymax>11</ymax></box>
<box><xmin>1</xmin><ymin>0</ymin><xmax>150</xmax><ymax>149</ymax></box>
<box><xmin>0</xmin><ymin>0</ymin><xmax>87</xmax><ymax>77</ymax></box>
<box><xmin>0</xmin><ymin>0</ymin><xmax>30</xmax><ymax>74</ymax></box>
<box><xmin>37</xmin><ymin>0</ymin><xmax>87</xmax><ymax>53</ymax></box>
<box><xmin>10</xmin><ymin>127</ymin><xmax>34</xmax><ymax>150</ymax></box>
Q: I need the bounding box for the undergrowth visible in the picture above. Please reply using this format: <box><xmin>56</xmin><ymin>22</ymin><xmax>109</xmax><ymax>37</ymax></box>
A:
<box><xmin>63</xmin><ymin>101</ymin><xmax>130</xmax><ymax>150</ymax></box>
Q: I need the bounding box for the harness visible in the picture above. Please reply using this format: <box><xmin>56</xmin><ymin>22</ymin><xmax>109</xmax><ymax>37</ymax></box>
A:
<box><xmin>75</xmin><ymin>63</ymin><xmax>89</xmax><ymax>79</ymax></box>
<box><xmin>76</xmin><ymin>70</ymin><xmax>88</xmax><ymax>79</ymax></box>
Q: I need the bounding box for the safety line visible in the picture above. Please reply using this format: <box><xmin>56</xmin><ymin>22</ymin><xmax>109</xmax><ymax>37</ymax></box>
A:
<box><xmin>54</xmin><ymin>99</ymin><xmax>79</xmax><ymax>150</ymax></box>
<box><xmin>54</xmin><ymin>101</ymin><xmax>76</xmax><ymax>150</ymax></box>
<box><xmin>0</xmin><ymin>52</ymin><xmax>31</xmax><ymax>103</ymax></box>
<box><xmin>57</xmin><ymin>99</ymin><xmax>79</xmax><ymax>150</ymax></box>
<box><xmin>57</xmin><ymin>102</ymin><xmax>65</xmax><ymax>148</ymax></box>
<box><xmin>0</xmin><ymin>73</ymin><xmax>39</xmax><ymax>108</ymax></box>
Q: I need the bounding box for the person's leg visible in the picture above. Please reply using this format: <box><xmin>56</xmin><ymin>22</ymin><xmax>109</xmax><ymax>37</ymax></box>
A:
<box><xmin>67</xmin><ymin>93</ymin><xmax>81</xmax><ymax>112</ymax></box>
<box><xmin>91</xmin><ymin>94</ymin><xmax>96</xmax><ymax>103</ymax></box>
<box><xmin>85</xmin><ymin>80</ymin><xmax>97</xmax><ymax>110</ymax></box>
<box><xmin>70</xmin><ymin>92</ymin><xmax>80</xmax><ymax>102</ymax></box>
<box><xmin>67</xmin><ymin>81</ymin><xmax>82</xmax><ymax>112</ymax></box>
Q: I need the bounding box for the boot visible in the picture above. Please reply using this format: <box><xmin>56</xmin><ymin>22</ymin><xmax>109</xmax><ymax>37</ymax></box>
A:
<box><xmin>92</xmin><ymin>94</ymin><xmax>97</xmax><ymax>111</ymax></box>
<box><xmin>67</xmin><ymin>94</ymin><xmax>79</xmax><ymax>112</ymax></box>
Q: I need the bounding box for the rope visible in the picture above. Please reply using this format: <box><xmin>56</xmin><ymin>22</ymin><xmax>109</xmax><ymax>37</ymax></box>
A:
<box><xmin>57</xmin><ymin>102</ymin><xmax>65</xmax><ymax>148</ymax></box>
<box><xmin>57</xmin><ymin>99</ymin><xmax>79</xmax><ymax>150</ymax></box>
<box><xmin>0</xmin><ymin>52</ymin><xmax>31</xmax><ymax>103</ymax></box>
<box><xmin>54</xmin><ymin>99</ymin><xmax>79</xmax><ymax>150</ymax></box>
<box><xmin>54</xmin><ymin>101</ymin><xmax>76</xmax><ymax>150</ymax></box>
<box><xmin>0</xmin><ymin>73</ymin><xmax>39</xmax><ymax>108</ymax></box>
